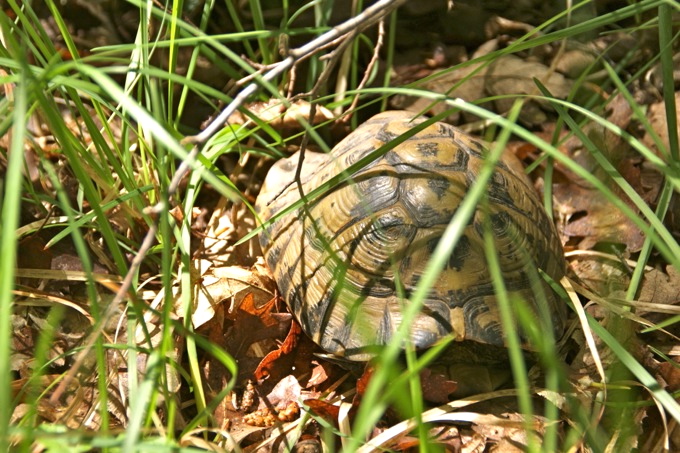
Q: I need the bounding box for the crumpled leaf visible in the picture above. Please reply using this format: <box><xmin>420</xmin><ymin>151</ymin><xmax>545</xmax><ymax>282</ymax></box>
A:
<box><xmin>243</xmin><ymin>375</ymin><xmax>302</xmax><ymax>427</ymax></box>
<box><xmin>658</xmin><ymin>360</ymin><xmax>680</xmax><ymax>392</ymax></box>
<box><xmin>472</xmin><ymin>413</ymin><xmax>547</xmax><ymax>452</ymax></box>
<box><xmin>217</xmin><ymin>100</ymin><xmax>334</xmax><ymax>137</ymax></box>
<box><xmin>556</xmin><ymin>182</ymin><xmax>646</xmax><ymax>252</ymax></box>
<box><xmin>550</xmin><ymin>95</ymin><xmax>649</xmax><ymax>252</ymax></box>
<box><xmin>393</xmin><ymin>51</ymin><xmax>574</xmax><ymax>127</ymax></box>
<box><xmin>190</xmin><ymin>260</ymin><xmax>276</xmax><ymax>329</ymax></box>
<box><xmin>225</xmin><ymin>292</ymin><xmax>290</xmax><ymax>361</ymax></box>
<box><xmin>486</xmin><ymin>54</ymin><xmax>573</xmax><ymax>126</ymax></box>
<box><xmin>304</xmin><ymin>399</ymin><xmax>341</xmax><ymax>427</ymax></box>
<box><xmin>420</xmin><ymin>368</ymin><xmax>458</xmax><ymax>404</ymax></box>
<box><xmin>254</xmin><ymin>319</ymin><xmax>301</xmax><ymax>381</ymax></box>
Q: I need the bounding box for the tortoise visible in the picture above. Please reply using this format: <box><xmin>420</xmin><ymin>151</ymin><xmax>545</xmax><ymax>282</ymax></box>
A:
<box><xmin>255</xmin><ymin>110</ymin><xmax>566</xmax><ymax>362</ymax></box>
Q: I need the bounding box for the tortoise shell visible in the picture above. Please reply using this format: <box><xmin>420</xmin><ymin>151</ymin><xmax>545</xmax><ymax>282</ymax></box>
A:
<box><xmin>255</xmin><ymin>111</ymin><xmax>566</xmax><ymax>361</ymax></box>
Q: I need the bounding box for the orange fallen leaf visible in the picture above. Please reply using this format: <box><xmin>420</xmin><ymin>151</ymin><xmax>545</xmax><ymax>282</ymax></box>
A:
<box><xmin>254</xmin><ymin>320</ymin><xmax>301</xmax><ymax>381</ymax></box>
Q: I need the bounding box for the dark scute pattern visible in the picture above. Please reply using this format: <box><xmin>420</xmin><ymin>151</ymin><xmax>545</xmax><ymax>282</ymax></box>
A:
<box><xmin>447</xmin><ymin>235</ymin><xmax>472</xmax><ymax>271</ymax></box>
<box><xmin>426</xmin><ymin>237</ymin><xmax>439</xmax><ymax>254</ymax></box>
<box><xmin>401</xmin><ymin>188</ymin><xmax>455</xmax><ymax>228</ymax></box>
<box><xmin>465</xmin><ymin>300</ymin><xmax>504</xmax><ymax>345</ymax></box>
<box><xmin>383</xmin><ymin>149</ymin><xmax>428</xmax><ymax>173</ymax></box>
<box><xmin>427</xmin><ymin>178</ymin><xmax>452</xmax><ymax>199</ymax></box>
<box><xmin>416</xmin><ymin>141</ymin><xmax>439</xmax><ymax>156</ymax></box>
<box><xmin>421</xmin><ymin>301</ymin><xmax>452</xmax><ymax>329</ymax></box>
<box><xmin>349</xmin><ymin>174</ymin><xmax>400</xmax><ymax>219</ymax></box>
<box><xmin>378</xmin><ymin>307</ymin><xmax>392</xmax><ymax>344</ymax></box>
<box><xmin>343</xmin><ymin>142</ymin><xmax>386</xmax><ymax>167</ymax></box>
<box><xmin>439</xmin><ymin>122</ymin><xmax>456</xmax><ymax>138</ymax></box>
<box><xmin>487</xmin><ymin>172</ymin><xmax>514</xmax><ymax>207</ymax></box>
<box><xmin>360</xmin><ymin>279</ymin><xmax>395</xmax><ymax>297</ymax></box>
<box><xmin>375</xmin><ymin>128</ymin><xmax>400</xmax><ymax>146</ymax></box>
<box><xmin>407</xmin><ymin>203</ymin><xmax>449</xmax><ymax>228</ymax></box>
<box><xmin>324</xmin><ymin>316</ymin><xmax>352</xmax><ymax>353</ymax></box>
<box><xmin>465</xmin><ymin>139</ymin><xmax>486</xmax><ymax>157</ymax></box>
<box><xmin>264</xmin><ymin>235</ymin><xmax>282</xmax><ymax>267</ymax></box>
<box><xmin>490</xmin><ymin>211</ymin><xmax>510</xmax><ymax>235</ymax></box>
<box><xmin>451</xmin><ymin>148</ymin><xmax>469</xmax><ymax>171</ymax></box>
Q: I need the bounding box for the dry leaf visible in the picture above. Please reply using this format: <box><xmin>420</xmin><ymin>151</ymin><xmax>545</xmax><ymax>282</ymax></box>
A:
<box><xmin>391</xmin><ymin>62</ymin><xmax>489</xmax><ymax>125</ymax></box>
<box><xmin>306</xmin><ymin>361</ymin><xmax>332</xmax><ymax>388</ymax></box>
<box><xmin>304</xmin><ymin>399</ymin><xmax>340</xmax><ymax>426</ymax></box>
<box><xmin>486</xmin><ymin>54</ymin><xmax>572</xmax><ymax>126</ymax></box>
<box><xmin>220</xmin><ymin>100</ymin><xmax>334</xmax><ymax>135</ymax></box>
<box><xmin>244</xmin><ymin>375</ymin><xmax>302</xmax><ymax>426</ymax></box>
<box><xmin>420</xmin><ymin>368</ymin><xmax>458</xmax><ymax>404</ymax></box>
<box><xmin>658</xmin><ymin>361</ymin><xmax>680</xmax><ymax>392</ymax></box>
<box><xmin>643</xmin><ymin>91</ymin><xmax>680</xmax><ymax>159</ymax></box>
<box><xmin>551</xmin><ymin>104</ymin><xmax>648</xmax><ymax>252</ymax></box>
<box><xmin>254</xmin><ymin>320</ymin><xmax>301</xmax><ymax>381</ymax></box>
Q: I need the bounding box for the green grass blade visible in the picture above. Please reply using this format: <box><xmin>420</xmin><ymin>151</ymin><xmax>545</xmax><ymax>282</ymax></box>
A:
<box><xmin>0</xmin><ymin>59</ymin><xmax>28</xmax><ymax>453</ymax></box>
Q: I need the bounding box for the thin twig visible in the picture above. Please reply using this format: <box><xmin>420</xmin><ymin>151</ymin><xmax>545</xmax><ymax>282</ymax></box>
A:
<box><xmin>345</xmin><ymin>18</ymin><xmax>386</xmax><ymax>120</ymax></box>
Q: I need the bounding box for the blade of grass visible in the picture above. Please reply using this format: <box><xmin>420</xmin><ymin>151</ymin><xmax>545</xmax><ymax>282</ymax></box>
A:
<box><xmin>0</xmin><ymin>60</ymin><xmax>27</xmax><ymax>453</ymax></box>
<box><xmin>480</xmin><ymin>102</ymin><xmax>544</xmax><ymax>453</ymax></box>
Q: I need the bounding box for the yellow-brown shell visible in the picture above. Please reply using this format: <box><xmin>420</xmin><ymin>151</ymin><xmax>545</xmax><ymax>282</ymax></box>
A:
<box><xmin>255</xmin><ymin>111</ymin><xmax>565</xmax><ymax>361</ymax></box>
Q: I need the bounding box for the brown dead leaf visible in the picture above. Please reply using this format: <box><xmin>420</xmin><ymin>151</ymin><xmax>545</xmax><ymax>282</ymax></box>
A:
<box><xmin>570</xmin><ymin>257</ymin><xmax>680</xmax><ymax>323</ymax></box>
<box><xmin>356</xmin><ymin>364</ymin><xmax>374</xmax><ymax>397</ymax></box>
<box><xmin>263</xmin><ymin>374</ymin><xmax>303</xmax><ymax>407</ymax></box>
<box><xmin>643</xmin><ymin>91</ymin><xmax>680</xmax><ymax>159</ymax></box>
<box><xmin>636</xmin><ymin>265</ymin><xmax>680</xmax><ymax>308</ymax></box>
<box><xmin>17</xmin><ymin>235</ymin><xmax>52</xmax><ymax>272</ymax></box>
<box><xmin>393</xmin><ymin>436</ymin><xmax>420</xmax><ymax>451</ymax></box>
<box><xmin>420</xmin><ymin>368</ymin><xmax>458</xmax><ymax>404</ymax></box>
<box><xmin>549</xmin><ymin>99</ymin><xmax>649</xmax><ymax>253</ymax></box>
<box><xmin>218</xmin><ymin>100</ymin><xmax>334</xmax><ymax>136</ymax></box>
<box><xmin>306</xmin><ymin>361</ymin><xmax>332</xmax><ymax>388</ymax></box>
<box><xmin>658</xmin><ymin>360</ymin><xmax>680</xmax><ymax>392</ymax></box>
<box><xmin>569</xmin><ymin>256</ymin><xmax>630</xmax><ymax>299</ymax></box>
<box><xmin>201</xmin><ymin>197</ymin><xmax>260</xmax><ymax>267</ymax></box>
<box><xmin>238</xmin><ymin>292</ymin><xmax>279</xmax><ymax>327</ymax></box>
<box><xmin>254</xmin><ymin>319</ymin><xmax>301</xmax><ymax>381</ymax></box>
<box><xmin>304</xmin><ymin>399</ymin><xmax>340</xmax><ymax>427</ymax></box>
<box><xmin>191</xmin><ymin>261</ymin><xmax>276</xmax><ymax>329</ymax></box>
<box><xmin>429</xmin><ymin>426</ymin><xmax>464</xmax><ymax>452</ymax></box>
<box><xmin>197</xmin><ymin>292</ymin><xmax>292</xmax><ymax>429</ymax></box>
<box><xmin>556</xmin><ymin>182</ymin><xmax>646</xmax><ymax>251</ymax></box>
<box><xmin>615</xmin><ymin>264</ymin><xmax>680</xmax><ymax>340</ymax></box>
<box><xmin>472</xmin><ymin>413</ymin><xmax>547</xmax><ymax>452</ymax></box>
<box><xmin>226</xmin><ymin>293</ymin><xmax>290</xmax><ymax>360</ymax></box>
<box><xmin>200</xmin><ymin>304</ymin><xmax>234</xmax><ymax>429</ymax></box>
<box><xmin>486</xmin><ymin>54</ymin><xmax>573</xmax><ymax>126</ymax></box>
<box><xmin>304</xmin><ymin>367</ymin><xmax>370</xmax><ymax>428</ymax></box>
